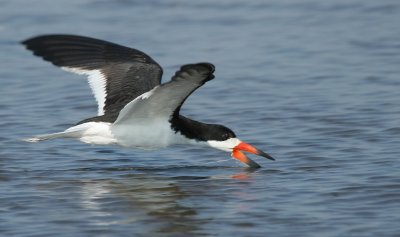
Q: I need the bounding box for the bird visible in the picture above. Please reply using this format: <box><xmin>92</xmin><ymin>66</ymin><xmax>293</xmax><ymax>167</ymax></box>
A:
<box><xmin>21</xmin><ymin>34</ymin><xmax>275</xmax><ymax>168</ymax></box>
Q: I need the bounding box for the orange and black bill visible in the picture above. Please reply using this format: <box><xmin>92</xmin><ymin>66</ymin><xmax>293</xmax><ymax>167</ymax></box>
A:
<box><xmin>231</xmin><ymin>142</ymin><xmax>275</xmax><ymax>168</ymax></box>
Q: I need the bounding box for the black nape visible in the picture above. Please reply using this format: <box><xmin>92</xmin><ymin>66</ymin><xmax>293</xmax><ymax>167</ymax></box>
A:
<box><xmin>170</xmin><ymin>113</ymin><xmax>236</xmax><ymax>142</ymax></box>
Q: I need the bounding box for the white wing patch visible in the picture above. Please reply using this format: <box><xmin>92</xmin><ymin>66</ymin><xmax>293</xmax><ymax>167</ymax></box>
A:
<box><xmin>61</xmin><ymin>67</ymin><xmax>107</xmax><ymax>116</ymax></box>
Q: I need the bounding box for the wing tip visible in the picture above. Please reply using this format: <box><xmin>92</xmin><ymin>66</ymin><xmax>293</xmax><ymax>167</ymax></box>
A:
<box><xmin>20</xmin><ymin>35</ymin><xmax>49</xmax><ymax>53</ymax></box>
<box><xmin>196</xmin><ymin>62</ymin><xmax>215</xmax><ymax>73</ymax></box>
<box><xmin>20</xmin><ymin>37</ymin><xmax>34</xmax><ymax>49</ymax></box>
<box><xmin>20</xmin><ymin>35</ymin><xmax>49</xmax><ymax>47</ymax></box>
<box><xmin>181</xmin><ymin>62</ymin><xmax>215</xmax><ymax>73</ymax></box>
<box><xmin>174</xmin><ymin>62</ymin><xmax>216</xmax><ymax>83</ymax></box>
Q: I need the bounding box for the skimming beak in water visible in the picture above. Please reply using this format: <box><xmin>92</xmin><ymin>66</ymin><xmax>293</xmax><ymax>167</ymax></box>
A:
<box><xmin>207</xmin><ymin>138</ymin><xmax>275</xmax><ymax>168</ymax></box>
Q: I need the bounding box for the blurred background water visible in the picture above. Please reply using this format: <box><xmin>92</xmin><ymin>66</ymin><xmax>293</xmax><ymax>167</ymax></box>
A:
<box><xmin>1</xmin><ymin>0</ymin><xmax>400</xmax><ymax>236</ymax></box>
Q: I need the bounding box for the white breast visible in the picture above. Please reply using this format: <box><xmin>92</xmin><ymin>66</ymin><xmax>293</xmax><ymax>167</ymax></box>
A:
<box><xmin>64</xmin><ymin>122</ymin><xmax>117</xmax><ymax>145</ymax></box>
<box><xmin>111</xmin><ymin>118</ymin><xmax>188</xmax><ymax>149</ymax></box>
<box><xmin>109</xmin><ymin>87</ymin><xmax>192</xmax><ymax>149</ymax></box>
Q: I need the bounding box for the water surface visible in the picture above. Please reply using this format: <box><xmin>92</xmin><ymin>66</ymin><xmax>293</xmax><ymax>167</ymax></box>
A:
<box><xmin>1</xmin><ymin>0</ymin><xmax>400</xmax><ymax>236</ymax></box>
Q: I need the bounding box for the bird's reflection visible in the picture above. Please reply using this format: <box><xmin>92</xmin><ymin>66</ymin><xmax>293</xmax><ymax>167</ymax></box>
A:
<box><xmin>78</xmin><ymin>167</ymin><xmax>256</xmax><ymax>235</ymax></box>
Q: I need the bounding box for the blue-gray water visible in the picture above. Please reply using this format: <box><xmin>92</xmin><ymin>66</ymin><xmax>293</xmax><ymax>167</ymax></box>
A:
<box><xmin>1</xmin><ymin>0</ymin><xmax>400</xmax><ymax>236</ymax></box>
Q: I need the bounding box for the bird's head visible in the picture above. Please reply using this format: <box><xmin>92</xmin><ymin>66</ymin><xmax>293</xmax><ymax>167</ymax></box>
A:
<box><xmin>206</xmin><ymin>125</ymin><xmax>275</xmax><ymax>168</ymax></box>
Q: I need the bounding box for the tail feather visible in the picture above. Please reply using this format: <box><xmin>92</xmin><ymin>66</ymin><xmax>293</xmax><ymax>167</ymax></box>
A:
<box><xmin>22</xmin><ymin>129</ymin><xmax>84</xmax><ymax>143</ymax></box>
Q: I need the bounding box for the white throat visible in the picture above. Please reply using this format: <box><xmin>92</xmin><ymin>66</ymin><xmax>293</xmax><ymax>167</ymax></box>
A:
<box><xmin>206</xmin><ymin>138</ymin><xmax>241</xmax><ymax>152</ymax></box>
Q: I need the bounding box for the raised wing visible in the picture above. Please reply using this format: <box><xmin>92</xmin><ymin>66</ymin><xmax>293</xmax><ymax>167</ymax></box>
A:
<box><xmin>112</xmin><ymin>63</ymin><xmax>215</xmax><ymax>142</ymax></box>
<box><xmin>22</xmin><ymin>34</ymin><xmax>163</xmax><ymax>122</ymax></box>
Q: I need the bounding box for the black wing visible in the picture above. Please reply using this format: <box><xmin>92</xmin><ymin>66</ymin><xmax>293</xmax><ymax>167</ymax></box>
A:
<box><xmin>22</xmin><ymin>34</ymin><xmax>163</xmax><ymax>122</ymax></box>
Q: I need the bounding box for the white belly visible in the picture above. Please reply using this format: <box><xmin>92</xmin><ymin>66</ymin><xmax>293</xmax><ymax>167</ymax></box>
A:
<box><xmin>65</xmin><ymin>122</ymin><xmax>117</xmax><ymax>145</ymax></box>
<box><xmin>111</xmin><ymin>118</ymin><xmax>188</xmax><ymax>149</ymax></box>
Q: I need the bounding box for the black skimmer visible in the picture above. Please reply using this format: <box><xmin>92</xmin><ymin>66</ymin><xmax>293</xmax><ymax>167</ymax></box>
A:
<box><xmin>22</xmin><ymin>34</ymin><xmax>275</xmax><ymax>168</ymax></box>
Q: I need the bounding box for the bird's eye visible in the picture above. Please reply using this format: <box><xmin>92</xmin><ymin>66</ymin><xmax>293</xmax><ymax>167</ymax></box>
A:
<box><xmin>222</xmin><ymin>133</ymin><xmax>231</xmax><ymax>140</ymax></box>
